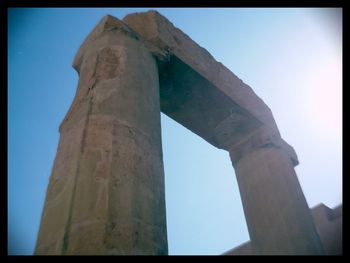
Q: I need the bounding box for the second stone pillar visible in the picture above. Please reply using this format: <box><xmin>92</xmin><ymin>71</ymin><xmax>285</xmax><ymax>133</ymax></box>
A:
<box><xmin>230</xmin><ymin>135</ymin><xmax>324</xmax><ymax>255</ymax></box>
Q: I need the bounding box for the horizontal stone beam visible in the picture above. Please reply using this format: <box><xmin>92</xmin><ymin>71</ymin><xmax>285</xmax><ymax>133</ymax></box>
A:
<box><xmin>70</xmin><ymin>12</ymin><xmax>297</xmax><ymax>164</ymax></box>
<box><xmin>123</xmin><ymin>11</ymin><xmax>280</xmax><ymax>136</ymax></box>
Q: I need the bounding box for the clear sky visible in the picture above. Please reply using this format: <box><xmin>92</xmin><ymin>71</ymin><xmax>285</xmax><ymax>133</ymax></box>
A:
<box><xmin>8</xmin><ymin>8</ymin><xmax>342</xmax><ymax>255</ymax></box>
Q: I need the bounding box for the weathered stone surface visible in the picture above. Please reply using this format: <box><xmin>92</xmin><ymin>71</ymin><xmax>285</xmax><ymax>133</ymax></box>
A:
<box><xmin>230</xmin><ymin>142</ymin><xmax>324</xmax><ymax>255</ymax></box>
<box><xmin>311</xmin><ymin>204</ymin><xmax>342</xmax><ymax>255</ymax></box>
<box><xmin>36</xmin><ymin>15</ymin><xmax>167</xmax><ymax>255</ymax></box>
<box><xmin>157</xmin><ymin>55</ymin><xmax>262</xmax><ymax>149</ymax></box>
<box><xmin>122</xmin><ymin>12</ymin><xmax>324</xmax><ymax>254</ymax></box>
<box><xmin>35</xmin><ymin>118</ymin><xmax>86</xmax><ymax>254</ymax></box>
<box><xmin>123</xmin><ymin>11</ymin><xmax>280</xmax><ymax>146</ymax></box>
<box><xmin>223</xmin><ymin>204</ymin><xmax>342</xmax><ymax>255</ymax></box>
<box><xmin>37</xmin><ymin>11</ymin><xmax>326</xmax><ymax>255</ymax></box>
<box><xmin>228</xmin><ymin>125</ymin><xmax>298</xmax><ymax>166</ymax></box>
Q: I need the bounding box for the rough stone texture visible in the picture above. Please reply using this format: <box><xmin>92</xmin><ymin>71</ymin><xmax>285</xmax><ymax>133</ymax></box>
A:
<box><xmin>230</xmin><ymin>144</ymin><xmax>324</xmax><ymax>255</ymax></box>
<box><xmin>123</xmin><ymin>11</ymin><xmax>286</xmax><ymax>156</ymax></box>
<box><xmin>35</xmin><ymin>15</ymin><xmax>168</xmax><ymax>255</ymax></box>
<box><xmin>223</xmin><ymin>204</ymin><xmax>342</xmax><ymax>255</ymax></box>
<box><xmin>122</xmin><ymin>10</ymin><xmax>324</xmax><ymax>255</ymax></box>
<box><xmin>311</xmin><ymin>204</ymin><xmax>342</xmax><ymax>255</ymax></box>
<box><xmin>36</xmin><ymin>11</ymin><xmax>328</xmax><ymax>255</ymax></box>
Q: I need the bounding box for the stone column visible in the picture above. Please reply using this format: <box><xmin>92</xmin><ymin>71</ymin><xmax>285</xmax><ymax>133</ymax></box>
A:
<box><xmin>229</xmin><ymin>128</ymin><xmax>324</xmax><ymax>255</ymax></box>
<box><xmin>35</xmin><ymin>16</ymin><xmax>168</xmax><ymax>255</ymax></box>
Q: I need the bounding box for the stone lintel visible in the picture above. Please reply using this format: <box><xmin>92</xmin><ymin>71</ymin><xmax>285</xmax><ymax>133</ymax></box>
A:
<box><xmin>158</xmin><ymin>54</ymin><xmax>263</xmax><ymax>150</ymax></box>
<box><xmin>123</xmin><ymin>10</ymin><xmax>281</xmax><ymax>137</ymax></box>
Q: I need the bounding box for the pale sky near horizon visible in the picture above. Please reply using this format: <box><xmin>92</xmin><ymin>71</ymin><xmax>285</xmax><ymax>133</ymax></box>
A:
<box><xmin>8</xmin><ymin>8</ymin><xmax>342</xmax><ymax>255</ymax></box>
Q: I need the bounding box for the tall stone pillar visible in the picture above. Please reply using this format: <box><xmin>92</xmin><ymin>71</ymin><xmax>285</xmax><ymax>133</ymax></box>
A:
<box><xmin>35</xmin><ymin>16</ymin><xmax>168</xmax><ymax>255</ymax></box>
<box><xmin>229</xmin><ymin>128</ymin><xmax>324</xmax><ymax>255</ymax></box>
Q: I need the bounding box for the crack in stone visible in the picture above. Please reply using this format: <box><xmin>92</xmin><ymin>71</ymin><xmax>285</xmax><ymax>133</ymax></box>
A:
<box><xmin>62</xmin><ymin>96</ymin><xmax>93</xmax><ymax>254</ymax></box>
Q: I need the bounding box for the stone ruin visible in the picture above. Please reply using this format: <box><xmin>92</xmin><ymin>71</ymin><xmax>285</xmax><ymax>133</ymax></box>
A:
<box><xmin>35</xmin><ymin>11</ymin><xmax>341</xmax><ymax>255</ymax></box>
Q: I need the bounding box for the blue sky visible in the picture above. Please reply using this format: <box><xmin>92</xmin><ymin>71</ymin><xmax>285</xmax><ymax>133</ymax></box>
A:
<box><xmin>8</xmin><ymin>8</ymin><xmax>342</xmax><ymax>255</ymax></box>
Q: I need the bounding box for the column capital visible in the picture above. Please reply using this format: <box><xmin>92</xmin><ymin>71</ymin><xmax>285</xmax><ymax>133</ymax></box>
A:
<box><xmin>73</xmin><ymin>15</ymin><xmax>170</xmax><ymax>74</ymax></box>
<box><xmin>228</xmin><ymin>125</ymin><xmax>299</xmax><ymax>167</ymax></box>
